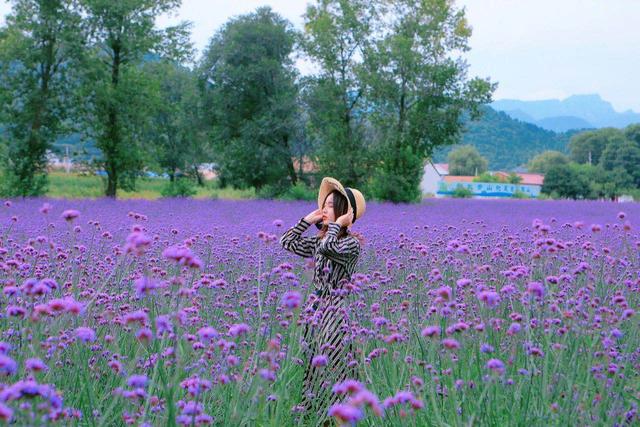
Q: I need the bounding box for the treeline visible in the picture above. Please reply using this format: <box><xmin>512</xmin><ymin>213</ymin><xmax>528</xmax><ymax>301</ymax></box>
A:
<box><xmin>529</xmin><ymin>125</ymin><xmax>640</xmax><ymax>199</ymax></box>
<box><xmin>0</xmin><ymin>0</ymin><xmax>495</xmax><ymax>202</ymax></box>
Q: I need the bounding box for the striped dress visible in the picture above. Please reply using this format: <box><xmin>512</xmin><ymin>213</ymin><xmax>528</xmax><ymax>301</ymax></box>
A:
<box><xmin>280</xmin><ymin>217</ymin><xmax>361</xmax><ymax>423</ymax></box>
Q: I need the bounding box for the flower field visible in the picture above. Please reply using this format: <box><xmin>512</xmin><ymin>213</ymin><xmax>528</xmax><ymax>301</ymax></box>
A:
<box><xmin>0</xmin><ymin>198</ymin><xmax>638</xmax><ymax>426</ymax></box>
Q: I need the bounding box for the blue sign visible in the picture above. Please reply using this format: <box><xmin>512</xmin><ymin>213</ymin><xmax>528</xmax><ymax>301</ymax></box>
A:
<box><xmin>437</xmin><ymin>181</ymin><xmax>541</xmax><ymax>198</ymax></box>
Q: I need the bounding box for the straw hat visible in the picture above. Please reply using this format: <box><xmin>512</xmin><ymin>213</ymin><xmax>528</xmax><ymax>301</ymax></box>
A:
<box><xmin>317</xmin><ymin>177</ymin><xmax>366</xmax><ymax>227</ymax></box>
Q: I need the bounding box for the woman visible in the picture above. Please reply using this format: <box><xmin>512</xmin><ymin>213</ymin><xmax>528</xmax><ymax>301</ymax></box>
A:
<box><xmin>280</xmin><ymin>177</ymin><xmax>366</xmax><ymax>425</ymax></box>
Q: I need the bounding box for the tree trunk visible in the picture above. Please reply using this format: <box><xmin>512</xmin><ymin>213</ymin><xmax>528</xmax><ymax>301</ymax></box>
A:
<box><xmin>193</xmin><ymin>164</ymin><xmax>204</xmax><ymax>186</ymax></box>
<box><xmin>105</xmin><ymin>40</ymin><xmax>121</xmax><ymax>198</ymax></box>
<box><xmin>283</xmin><ymin>135</ymin><xmax>297</xmax><ymax>186</ymax></box>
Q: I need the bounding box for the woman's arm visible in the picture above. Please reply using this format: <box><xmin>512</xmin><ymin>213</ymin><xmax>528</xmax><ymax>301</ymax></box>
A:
<box><xmin>317</xmin><ymin>222</ymin><xmax>360</xmax><ymax>265</ymax></box>
<box><xmin>280</xmin><ymin>217</ymin><xmax>317</xmax><ymax>258</ymax></box>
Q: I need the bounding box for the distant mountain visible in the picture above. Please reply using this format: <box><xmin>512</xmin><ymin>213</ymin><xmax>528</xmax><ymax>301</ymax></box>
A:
<box><xmin>432</xmin><ymin>106</ymin><xmax>576</xmax><ymax>170</ymax></box>
<box><xmin>534</xmin><ymin>116</ymin><xmax>593</xmax><ymax>133</ymax></box>
<box><xmin>491</xmin><ymin>94</ymin><xmax>640</xmax><ymax>131</ymax></box>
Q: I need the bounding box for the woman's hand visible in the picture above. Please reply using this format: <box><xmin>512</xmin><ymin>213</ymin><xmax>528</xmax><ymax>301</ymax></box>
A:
<box><xmin>304</xmin><ymin>208</ymin><xmax>323</xmax><ymax>224</ymax></box>
<box><xmin>336</xmin><ymin>207</ymin><xmax>354</xmax><ymax>227</ymax></box>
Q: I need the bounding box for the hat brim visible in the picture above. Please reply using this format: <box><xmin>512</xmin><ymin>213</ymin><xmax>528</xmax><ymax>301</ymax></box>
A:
<box><xmin>317</xmin><ymin>177</ymin><xmax>351</xmax><ymax>212</ymax></box>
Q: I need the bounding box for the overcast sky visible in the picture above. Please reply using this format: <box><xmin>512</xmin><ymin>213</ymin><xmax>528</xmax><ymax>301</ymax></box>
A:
<box><xmin>2</xmin><ymin>0</ymin><xmax>639</xmax><ymax>111</ymax></box>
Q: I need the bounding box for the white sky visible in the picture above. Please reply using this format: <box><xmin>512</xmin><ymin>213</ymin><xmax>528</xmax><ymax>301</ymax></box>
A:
<box><xmin>2</xmin><ymin>0</ymin><xmax>639</xmax><ymax>111</ymax></box>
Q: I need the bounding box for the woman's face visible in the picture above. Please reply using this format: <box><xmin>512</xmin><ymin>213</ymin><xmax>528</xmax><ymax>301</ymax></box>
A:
<box><xmin>322</xmin><ymin>193</ymin><xmax>335</xmax><ymax>224</ymax></box>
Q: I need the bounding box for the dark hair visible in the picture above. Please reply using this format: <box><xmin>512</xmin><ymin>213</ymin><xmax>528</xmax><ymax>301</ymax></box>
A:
<box><xmin>316</xmin><ymin>190</ymin><xmax>365</xmax><ymax>245</ymax></box>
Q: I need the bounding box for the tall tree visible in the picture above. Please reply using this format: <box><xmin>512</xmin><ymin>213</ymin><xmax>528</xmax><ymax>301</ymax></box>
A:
<box><xmin>527</xmin><ymin>150</ymin><xmax>570</xmax><ymax>174</ymax></box>
<box><xmin>363</xmin><ymin>0</ymin><xmax>495</xmax><ymax>202</ymax></box>
<box><xmin>78</xmin><ymin>0</ymin><xmax>190</xmax><ymax>197</ymax></box>
<box><xmin>0</xmin><ymin>0</ymin><xmax>82</xmax><ymax>196</ymax></box>
<box><xmin>447</xmin><ymin>144</ymin><xmax>488</xmax><ymax>176</ymax></box>
<box><xmin>568</xmin><ymin>128</ymin><xmax>622</xmax><ymax>165</ymax></box>
<box><xmin>599</xmin><ymin>135</ymin><xmax>640</xmax><ymax>187</ymax></box>
<box><xmin>199</xmin><ymin>7</ymin><xmax>300</xmax><ymax>192</ymax></box>
<box><xmin>145</xmin><ymin>60</ymin><xmax>210</xmax><ymax>184</ymax></box>
<box><xmin>300</xmin><ymin>0</ymin><xmax>377</xmax><ymax>188</ymax></box>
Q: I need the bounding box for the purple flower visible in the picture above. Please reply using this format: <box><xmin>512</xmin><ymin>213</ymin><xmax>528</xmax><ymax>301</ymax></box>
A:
<box><xmin>441</xmin><ymin>338</ymin><xmax>460</xmax><ymax>350</ymax></box>
<box><xmin>127</xmin><ymin>374</ymin><xmax>148</xmax><ymax>388</ymax></box>
<box><xmin>0</xmin><ymin>355</ymin><xmax>17</xmax><ymax>376</ymax></box>
<box><xmin>421</xmin><ymin>325</ymin><xmax>440</xmax><ymax>337</ymax></box>
<box><xmin>327</xmin><ymin>403</ymin><xmax>363</xmax><ymax>424</ymax></box>
<box><xmin>39</xmin><ymin>203</ymin><xmax>53</xmax><ymax>214</ymax></box>
<box><xmin>25</xmin><ymin>358</ymin><xmax>48</xmax><ymax>372</ymax></box>
<box><xmin>311</xmin><ymin>355</ymin><xmax>328</xmax><ymax>367</ymax></box>
<box><xmin>332</xmin><ymin>379</ymin><xmax>364</xmax><ymax>395</ymax></box>
<box><xmin>281</xmin><ymin>290</ymin><xmax>302</xmax><ymax>309</ymax></box>
<box><xmin>76</xmin><ymin>327</ymin><xmax>96</xmax><ymax>343</ymax></box>
<box><xmin>480</xmin><ymin>343</ymin><xmax>494</xmax><ymax>353</ymax></box>
<box><xmin>197</xmin><ymin>326</ymin><xmax>219</xmax><ymax>343</ymax></box>
<box><xmin>507</xmin><ymin>323</ymin><xmax>521</xmax><ymax>335</ymax></box>
<box><xmin>124</xmin><ymin>230</ymin><xmax>152</xmax><ymax>256</ymax></box>
<box><xmin>61</xmin><ymin>209</ymin><xmax>80</xmax><ymax>221</ymax></box>
<box><xmin>486</xmin><ymin>358</ymin><xmax>505</xmax><ymax>374</ymax></box>
<box><xmin>133</xmin><ymin>276</ymin><xmax>161</xmax><ymax>298</ymax></box>
<box><xmin>478</xmin><ymin>290</ymin><xmax>500</xmax><ymax>307</ymax></box>
<box><xmin>456</xmin><ymin>278</ymin><xmax>471</xmax><ymax>288</ymax></box>
<box><xmin>259</xmin><ymin>368</ymin><xmax>275</xmax><ymax>382</ymax></box>
<box><xmin>228</xmin><ymin>323</ymin><xmax>250</xmax><ymax>337</ymax></box>
<box><xmin>0</xmin><ymin>402</ymin><xmax>12</xmax><ymax>422</ymax></box>
<box><xmin>526</xmin><ymin>281</ymin><xmax>545</xmax><ymax>298</ymax></box>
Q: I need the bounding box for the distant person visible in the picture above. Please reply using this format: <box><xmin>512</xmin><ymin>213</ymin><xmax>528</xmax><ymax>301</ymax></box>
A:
<box><xmin>280</xmin><ymin>177</ymin><xmax>366</xmax><ymax>425</ymax></box>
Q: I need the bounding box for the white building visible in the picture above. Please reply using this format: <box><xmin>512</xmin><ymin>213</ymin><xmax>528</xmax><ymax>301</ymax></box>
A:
<box><xmin>420</xmin><ymin>160</ymin><xmax>449</xmax><ymax>196</ymax></box>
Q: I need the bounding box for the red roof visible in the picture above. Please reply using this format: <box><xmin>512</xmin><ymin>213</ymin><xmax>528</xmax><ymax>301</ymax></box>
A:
<box><xmin>494</xmin><ymin>172</ymin><xmax>544</xmax><ymax>186</ymax></box>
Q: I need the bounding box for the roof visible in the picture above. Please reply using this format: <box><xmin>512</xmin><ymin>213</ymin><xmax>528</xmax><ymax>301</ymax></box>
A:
<box><xmin>494</xmin><ymin>172</ymin><xmax>544</xmax><ymax>186</ymax></box>
<box><xmin>433</xmin><ymin>163</ymin><xmax>449</xmax><ymax>174</ymax></box>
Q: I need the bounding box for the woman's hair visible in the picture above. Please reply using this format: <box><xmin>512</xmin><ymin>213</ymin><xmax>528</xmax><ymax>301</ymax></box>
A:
<box><xmin>316</xmin><ymin>190</ymin><xmax>365</xmax><ymax>245</ymax></box>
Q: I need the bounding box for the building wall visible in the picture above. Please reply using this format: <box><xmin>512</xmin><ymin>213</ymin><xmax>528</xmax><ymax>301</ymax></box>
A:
<box><xmin>420</xmin><ymin>163</ymin><xmax>443</xmax><ymax>195</ymax></box>
<box><xmin>437</xmin><ymin>181</ymin><xmax>542</xmax><ymax>198</ymax></box>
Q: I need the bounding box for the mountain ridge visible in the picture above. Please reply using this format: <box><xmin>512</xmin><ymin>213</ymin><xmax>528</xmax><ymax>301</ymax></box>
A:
<box><xmin>491</xmin><ymin>94</ymin><xmax>640</xmax><ymax>131</ymax></box>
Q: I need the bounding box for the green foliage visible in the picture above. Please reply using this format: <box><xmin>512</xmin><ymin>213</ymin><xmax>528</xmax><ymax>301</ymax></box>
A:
<box><xmin>300</xmin><ymin>0</ymin><xmax>377</xmax><ymax>189</ymax></box>
<box><xmin>448</xmin><ymin>145</ymin><xmax>489</xmax><ymax>176</ymax></box>
<box><xmin>362</xmin><ymin>0</ymin><xmax>495</xmax><ymax>202</ymax></box>
<box><xmin>527</xmin><ymin>150</ymin><xmax>570</xmax><ymax>174</ymax></box>
<box><xmin>568</xmin><ymin>127</ymin><xmax>623</xmax><ymax>165</ymax></box>
<box><xmin>507</xmin><ymin>172</ymin><xmax>523</xmax><ymax>184</ymax></box>
<box><xmin>512</xmin><ymin>190</ymin><xmax>529</xmax><ymax>199</ymax></box>
<box><xmin>452</xmin><ymin>185</ymin><xmax>473</xmax><ymax>198</ymax></box>
<box><xmin>599</xmin><ymin>134</ymin><xmax>640</xmax><ymax>187</ymax></box>
<box><xmin>541</xmin><ymin>162</ymin><xmax>630</xmax><ymax>200</ymax></box>
<box><xmin>199</xmin><ymin>7</ymin><xmax>300</xmax><ymax>192</ymax></box>
<box><xmin>255</xmin><ymin>181</ymin><xmax>292</xmax><ymax>200</ymax></box>
<box><xmin>278</xmin><ymin>181</ymin><xmax>317</xmax><ymax>201</ymax></box>
<box><xmin>144</xmin><ymin>60</ymin><xmax>210</xmax><ymax>183</ymax></box>
<box><xmin>160</xmin><ymin>177</ymin><xmax>197</xmax><ymax>198</ymax></box>
<box><xmin>541</xmin><ymin>164</ymin><xmax>585</xmax><ymax>199</ymax></box>
<box><xmin>473</xmin><ymin>172</ymin><xmax>501</xmax><ymax>183</ymax></box>
<box><xmin>0</xmin><ymin>0</ymin><xmax>83</xmax><ymax>196</ymax></box>
<box><xmin>369</xmin><ymin>144</ymin><xmax>424</xmax><ymax>203</ymax></box>
<box><xmin>78</xmin><ymin>0</ymin><xmax>189</xmax><ymax>197</ymax></box>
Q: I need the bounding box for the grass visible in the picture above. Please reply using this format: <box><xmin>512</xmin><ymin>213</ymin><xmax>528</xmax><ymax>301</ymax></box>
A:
<box><xmin>45</xmin><ymin>171</ymin><xmax>256</xmax><ymax>200</ymax></box>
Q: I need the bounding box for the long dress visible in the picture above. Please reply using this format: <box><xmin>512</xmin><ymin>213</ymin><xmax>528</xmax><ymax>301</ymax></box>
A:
<box><xmin>280</xmin><ymin>217</ymin><xmax>361</xmax><ymax>424</ymax></box>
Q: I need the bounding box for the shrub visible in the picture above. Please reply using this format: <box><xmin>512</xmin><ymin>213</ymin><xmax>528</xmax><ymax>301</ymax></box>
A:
<box><xmin>452</xmin><ymin>186</ymin><xmax>473</xmax><ymax>198</ymax></box>
<box><xmin>161</xmin><ymin>178</ymin><xmax>197</xmax><ymax>198</ymax></box>
<box><xmin>280</xmin><ymin>182</ymin><xmax>316</xmax><ymax>201</ymax></box>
